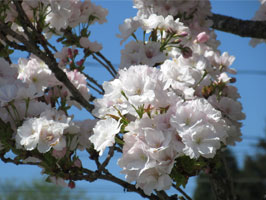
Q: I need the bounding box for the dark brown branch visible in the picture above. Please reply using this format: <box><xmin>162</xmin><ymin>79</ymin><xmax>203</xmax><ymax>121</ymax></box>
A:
<box><xmin>0</xmin><ymin>153</ymin><xmax>39</xmax><ymax>166</ymax></box>
<box><xmin>210</xmin><ymin>13</ymin><xmax>266</xmax><ymax>39</ymax></box>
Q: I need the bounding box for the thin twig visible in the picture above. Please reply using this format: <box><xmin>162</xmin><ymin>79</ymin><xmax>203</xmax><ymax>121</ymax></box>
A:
<box><xmin>97</xmin><ymin>147</ymin><xmax>114</xmax><ymax>174</ymax></box>
<box><xmin>172</xmin><ymin>184</ymin><xmax>192</xmax><ymax>200</ymax></box>
<box><xmin>96</xmin><ymin>52</ymin><xmax>117</xmax><ymax>76</ymax></box>
<box><xmin>0</xmin><ymin>32</ymin><xmax>27</xmax><ymax>51</ymax></box>
<box><xmin>82</xmin><ymin>72</ymin><xmax>104</xmax><ymax>94</ymax></box>
<box><xmin>86</xmin><ymin>82</ymin><xmax>103</xmax><ymax>95</ymax></box>
<box><xmin>92</xmin><ymin>53</ymin><xmax>116</xmax><ymax>78</ymax></box>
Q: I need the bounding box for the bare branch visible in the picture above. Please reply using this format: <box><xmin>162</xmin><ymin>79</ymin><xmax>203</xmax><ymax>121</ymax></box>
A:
<box><xmin>210</xmin><ymin>13</ymin><xmax>266</xmax><ymax>40</ymax></box>
<box><xmin>97</xmin><ymin>147</ymin><xmax>114</xmax><ymax>174</ymax></box>
<box><xmin>82</xmin><ymin>72</ymin><xmax>104</xmax><ymax>94</ymax></box>
<box><xmin>92</xmin><ymin>53</ymin><xmax>116</xmax><ymax>78</ymax></box>
<box><xmin>96</xmin><ymin>52</ymin><xmax>117</xmax><ymax>76</ymax></box>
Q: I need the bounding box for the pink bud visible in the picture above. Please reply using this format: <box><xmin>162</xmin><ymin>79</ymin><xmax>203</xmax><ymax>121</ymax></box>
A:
<box><xmin>178</xmin><ymin>31</ymin><xmax>188</xmax><ymax>37</ymax></box>
<box><xmin>68</xmin><ymin>181</ymin><xmax>75</xmax><ymax>189</ymax></box>
<box><xmin>73</xmin><ymin>49</ymin><xmax>78</xmax><ymax>56</ymax></box>
<box><xmin>76</xmin><ymin>59</ymin><xmax>84</xmax><ymax>67</ymax></box>
<box><xmin>73</xmin><ymin>158</ymin><xmax>82</xmax><ymax>168</ymax></box>
<box><xmin>62</xmin><ymin>90</ymin><xmax>68</xmax><ymax>98</ymax></box>
<box><xmin>196</xmin><ymin>32</ymin><xmax>210</xmax><ymax>43</ymax></box>
<box><xmin>68</xmin><ymin>48</ymin><xmax>73</xmax><ymax>58</ymax></box>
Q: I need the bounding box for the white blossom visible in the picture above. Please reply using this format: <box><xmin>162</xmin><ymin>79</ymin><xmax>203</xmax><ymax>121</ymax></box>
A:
<box><xmin>89</xmin><ymin>117</ymin><xmax>121</xmax><ymax>156</ymax></box>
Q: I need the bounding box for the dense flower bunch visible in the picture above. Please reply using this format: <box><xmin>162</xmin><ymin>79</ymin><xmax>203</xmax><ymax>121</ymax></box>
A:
<box><xmin>0</xmin><ymin>0</ymin><xmax>247</xmax><ymax>197</ymax></box>
<box><xmin>0</xmin><ymin>0</ymin><xmax>105</xmax><ymax>185</ymax></box>
<box><xmin>90</xmin><ymin>0</ymin><xmax>245</xmax><ymax>195</ymax></box>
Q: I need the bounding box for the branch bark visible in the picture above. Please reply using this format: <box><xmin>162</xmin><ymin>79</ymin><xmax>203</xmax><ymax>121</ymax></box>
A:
<box><xmin>210</xmin><ymin>13</ymin><xmax>266</xmax><ymax>40</ymax></box>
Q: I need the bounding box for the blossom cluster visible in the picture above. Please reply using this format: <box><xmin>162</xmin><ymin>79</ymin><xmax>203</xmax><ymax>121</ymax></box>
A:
<box><xmin>0</xmin><ymin>0</ymin><xmax>246</xmax><ymax>196</ymax></box>
<box><xmin>0</xmin><ymin>54</ymin><xmax>95</xmax><ymax>153</ymax></box>
<box><xmin>89</xmin><ymin>0</ymin><xmax>245</xmax><ymax>195</ymax></box>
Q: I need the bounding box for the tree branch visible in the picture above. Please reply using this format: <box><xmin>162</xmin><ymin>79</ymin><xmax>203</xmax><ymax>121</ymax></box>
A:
<box><xmin>210</xmin><ymin>13</ymin><xmax>266</xmax><ymax>39</ymax></box>
<box><xmin>95</xmin><ymin>52</ymin><xmax>117</xmax><ymax>76</ymax></box>
<box><xmin>172</xmin><ymin>184</ymin><xmax>192</xmax><ymax>200</ymax></box>
<box><xmin>92</xmin><ymin>53</ymin><xmax>116</xmax><ymax>78</ymax></box>
<box><xmin>0</xmin><ymin>17</ymin><xmax>94</xmax><ymax>113</ymax></box>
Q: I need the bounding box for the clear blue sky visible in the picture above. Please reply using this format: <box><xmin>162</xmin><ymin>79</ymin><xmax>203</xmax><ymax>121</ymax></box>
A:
<box><xmin>1</xmin><ymin>1</ymin><xmax>266</xmax><ymax>199</ymax></box>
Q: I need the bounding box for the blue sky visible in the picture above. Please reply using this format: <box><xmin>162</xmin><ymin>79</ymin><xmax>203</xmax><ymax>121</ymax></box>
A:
<box><xmin>1</xmin><ymin>1</ymin><xmax>266</xmax><ymax>199</ymax></box>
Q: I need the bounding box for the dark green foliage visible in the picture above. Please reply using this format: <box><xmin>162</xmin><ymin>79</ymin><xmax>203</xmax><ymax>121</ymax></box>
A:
<box><xmin>193</xmin><ymin>142</ymin><xmax>266</xmax><ymax>200</ymax></box>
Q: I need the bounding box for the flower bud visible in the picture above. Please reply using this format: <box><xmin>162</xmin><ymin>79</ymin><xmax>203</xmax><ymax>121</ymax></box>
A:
<box><xmin>68</xmin><ymin>48</ymin><xmax>73</xmax><ymax>59</ymax></box>
<box><xmin>230</xmin><ymin>77</ymin><xmax>236</xmax><ymax>83</ymax></box>
<box><xmin>196</xmin><ymin>32</ymin><xmax>209</xmax><ymax>43</ymax></box>
<box><xmin>181</xmin><ymin>47</ymin><xmax>193</xmax><ymax>58</ymax></box>
<box><xmin>68</xmin><ymin>181</ymin><xmax>75</xmax><ymax>189</ymax></box>
<box><xmin>178</xmin><ymin>31</ymin><xmax>188</xmax><ymax>37</ymax></box>
<box><xmin>73</xmin><ymin>49</ymin><xmax>78</xmax><ymax>56</ymax></box>
<box><xmin>76</xmin><ymin>59</ymin><xmax>84</xmax><ymax>67</ymax></box>
<box><xmin>73</xmin><ymin>158</ymin><xmax>82</xmax><ymax>168</ymax></box>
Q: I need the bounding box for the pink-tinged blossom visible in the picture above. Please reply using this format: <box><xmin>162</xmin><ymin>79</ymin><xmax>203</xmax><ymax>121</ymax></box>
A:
<box><xmin>0</xmin><ymin>84</ymin><xmax>19</xmax><ymax>106</ymax></box>
<box><xmin>71</xmin><ymin>119</ymin><xmax>97</xmax><ymax>151</ymax></box>
<box><xmin>181</xmin><ymin>124</ymin><xmax>221</xmax><ymax>159</ymax></box>
<box><xmin>213</xmin><ymin>52</ymin><xmax>237</xmax><ymax>74</ymax></box>
<box><xmin>92</xmin><ymin>79</ymin><xmax>130</xmax><ymax>118</ymax></box>
<box><xmin>136</xmin><ymin>168</ymin><xmax>172</xmax><ymax>195</ymax></box>
<box><xmin>120</xmin><ymin>41</ymin><xmax>167</xmax><ymax>69</ymax></box>
<box><xmin>0</xmin><ymin>80</ymin><xmax>42</xmax><ymax>107</ymax></box>
<box><xmin>170</xmin><ymin>98</ymin><xmax>228</xmax><ymax>144</ymax></box>
<box><xmin>49</xmin><ymin>176</ymin><xmax>68</xmax><ymax>187</ymax></box>
<box><xmin>16</xmin><ymin>109</ymin><xmax>72</xmax><ymax>153</ymax></box>
<box><xmin>17</xmin><ymin>56</ymin><xmax>59</xmax><ymax>92</ymax></box>
<box><xmin>196</xmin><ymin>32</ymin><xmax>210</xmax><ymax>43</ymax></box>
<box><xmin>79</xmin><ymin>37</ymin><xmax>102</xmax><ymax>52</ymax></box>
<box><xmin>54</xmin><ymin>46</ymin><xmax>77</xmax><ymax>68</ymax></box>
<box><xmin>133</xmin><ymin>0</ymin><xmax>212</xmax><ymax>36</ymax></box>
<box><xmin>63</xmin><ymin>69</ymin><xmax>90</xmax><ymax>109</ymax></box>
<box><xmin>160</xmin><ymin>59</ymin><xmax>202</xmax><ymax>98</ymax></box>
<box><xmin>119</xmin><ymin>65</ymin><xmax>159</xmax><ymax>107</ymax></box>
<box><xmin>208</xmin><ymin>95</ymin><xmax>246</xmax><ymax>121</ymax></box>
<box><xmin>118</xmin><ymin>118</ymin><xmax>177</xmax><ymax>195</ymax></box>
<box><xmin>89</xmin><ymin>117</ymin><xmax>121</xmax><ymax>156</ymax></box>
<box><xmin>140</xmin><ymin>14</ymin><xmax>164</xmax><ymax>32</ymax></box>
<box><xmin>0</xmin><ymin>58</ymin><xmax>17</xmax><ymax>81</ymax></box>
<box><xmin>117</xmin><ymin>17</ymin><xmax>140</xmax><ymax>45</ymax></box>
